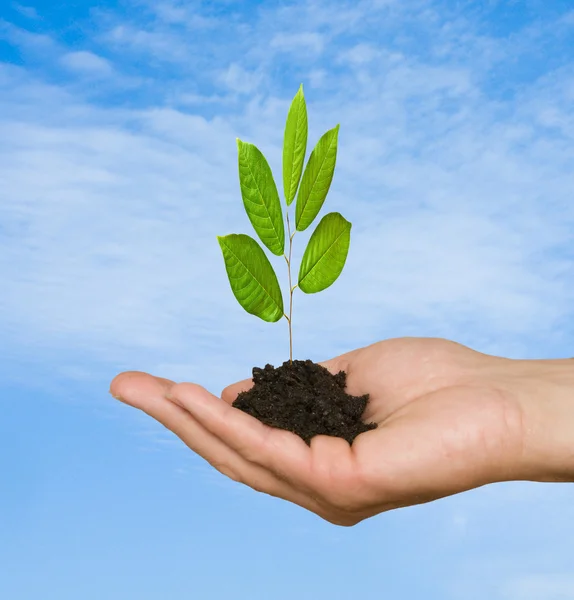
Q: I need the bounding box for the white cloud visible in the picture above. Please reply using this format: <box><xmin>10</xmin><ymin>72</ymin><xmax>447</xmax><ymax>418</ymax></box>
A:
<box><xmin>148</xmin><ymin>1</ymin><xmax>215</xmax><ymax>28</ymax></box>
<box><xmin>0</xmin><ymin>1</ymin><xmax>573</xmax><ymax>384</ymax></box>
<box><xmin>173</xmin><ymin>91</ymin><xmax>231</xmax><ymax>106</ymax></box>
<box><xmin>13</xmin><ymin>4</ymin><xmax>40</xmax><ymax>19</ymax></box>
<box><xmin>104</xmin><ymin>24</ymin><xmax>191</xmax><ymax>62</ymax></box>
<box><xmin>218</xmin><ymin>63</ymin><xmax>262</xmax><ymax>95</ymax></box>
<box><xmin>0</xmin><ymin>19</ymin><xmax>55</xmax><ymax>52</ymax></box>
<box><xmin>270</xmin><ymin>32</ymin><xmax>325</xmax><ymax>55</ymax></box>
<box><xmin>307</xmin><ymin>69</ymin><xmax>327</xmax><ymax>88</ymax></box>
<box><xmin>60</xmin><ymin>51</ymin><xmax>113</xmax><ymax>75</ymax></box>
<box><xmin>338</xmin><ymin>43</ymin><xmax>381</xmax><ymax>65</ymax></box>
<box><xmin>1</xmin><ymin>6</ymin><xmax>573</xmax><ymax>594</ymax></box>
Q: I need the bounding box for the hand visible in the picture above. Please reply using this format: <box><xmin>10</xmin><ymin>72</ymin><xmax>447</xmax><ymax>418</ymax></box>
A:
<box><xmin>109</xmin><ymin>337</ymin><xmax>572</xmax><ymax>526</ymax></box>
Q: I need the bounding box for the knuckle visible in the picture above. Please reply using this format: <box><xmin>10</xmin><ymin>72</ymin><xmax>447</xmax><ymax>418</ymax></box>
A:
<box><xmin>238</xmin><ymin>443</ymin><xmax>265</xmax><ymax>466</ymax></box>
<box><xmin>311</xmin><ymin>480</ymin><xmax>363</xmax><ymax>517</ymax></box>
<box><xmin>246</xmin><ymin>477</ymin><xmax>268</xmax><ymax>494</ymax></box>
<box><xmin>321</xmin><ymin>511</ymin><xmax>361</xmax><ymax>527</ymax></box>
<box><xmin>167</xmin><ymin>382</ymin><xmax>198</xmax><ymax>404</ymax></box>
<box><xmin>211</xmin><ymin>461</ymin><xmax>242</xmax><ymax>484</ymax></box>
<box><xmin>327</xmin><ymin>475</ymin><xmax>368</xmax><ymax>513</ymax></box>
<box><xmin>169</xmin><ymin>382</ymin><xmax>190</xmax><ymax>396</ymax></box>
<box><xmin>332</xmin><ymin>493</ymin><xmax>363</xmax><ymax>514</ymax></box>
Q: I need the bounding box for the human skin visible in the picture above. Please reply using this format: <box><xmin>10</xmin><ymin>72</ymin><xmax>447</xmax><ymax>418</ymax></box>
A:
<box><xmin>109</xmin><ymin>337</ymin><xmax>574</xmax><ymax>526</ymax></box>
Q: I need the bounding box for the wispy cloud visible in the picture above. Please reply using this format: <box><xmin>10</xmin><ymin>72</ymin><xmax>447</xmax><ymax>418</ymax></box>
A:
<box><xmin>1</xmin><ymin>1</ymin><xmax>573</xmax><ymax>394</ymax></box>
<box><xmin>337</xmin><ymin>43</ymin><xmax>381</xmax><ymax>66</ymax></box>
<box><xmin>218</xmin><ymin>62</ymin><xmax>262</xmax><ymax>95</ymax></box>
<box><xmin>60</xmin><ymin>51</ymin><xmax>113</xmax><ymax>76</ymax></box>
<box><xmin>0</xmin><ymin>19</ymin><xmax>55</xmax><ymax>53</ymax></box>
<box><xmin>270</xmin><ymin>32</ymin><xmax>325</xmax><ymax>55</ymax></box>
<box><xmin>1</xmin><ymin>4</ymin><xmax>573</xmax><ymax>596</ymax></box>
<box><xmin>147</xmin><ymin>1</ymin><xmax>216</xmax><ymax>28</ymax></box>
<box><xmin>0</xmin><ymin>4</ymin><xmax>574</xmax><ymax>404</ymax></box>
<box><xmin>0</xmin><ymin>0</ymin><xmax>574</xmax><ymax>600</ymax></box>
<box><xmin>12</xmin><ymin>3</ymin><xmax>40</xmax><ymax>20</ymax></box>
<box><xmin>104</xmin><ymin>23</ymin><xmax>191</xmax><ymax>62</ymax></box>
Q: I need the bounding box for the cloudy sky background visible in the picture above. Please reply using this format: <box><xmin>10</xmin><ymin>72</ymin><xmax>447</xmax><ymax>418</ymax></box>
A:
<box><xmin>1</xmin><ymin>0</ymin><xmax>574</xmax><ymax>598</ymax></box>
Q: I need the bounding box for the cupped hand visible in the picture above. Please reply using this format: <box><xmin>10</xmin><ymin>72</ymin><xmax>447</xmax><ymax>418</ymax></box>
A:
<box><xmin>109</xmin><ymin>337</ymin><xmax>529</xmax><ymax>526</ymax></box>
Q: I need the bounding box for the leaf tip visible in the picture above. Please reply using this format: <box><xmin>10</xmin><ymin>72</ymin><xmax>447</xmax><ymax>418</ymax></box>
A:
<box><xmin>338</xmin><ymin>212</ymin><xmax>351</xmax><ymax>227</ymax></box>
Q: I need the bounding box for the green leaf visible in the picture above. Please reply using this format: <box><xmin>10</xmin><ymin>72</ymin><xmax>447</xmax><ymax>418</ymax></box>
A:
<box><xmin>283</xmin><ymin>84</ymin><xmax>308</xmax><ymax>206</ymax></box>
<box><xmin>237</xmin><ymin>139</ymin><xmax>285</xmax><ymax>256</ymax></box>
<box><xmin>295</xmin><ymin>124</ymin><xmax>339</xmax><ymax>232</ymax></box>
<box><xmin>217</xmin><ymin>234</ymin><xmax>284</xmax><ymax>322</ymax></box>
<box><xmin>298</xmin><ymin>212</ymin><xmax>351</xmax><ymax>294</ymax></box>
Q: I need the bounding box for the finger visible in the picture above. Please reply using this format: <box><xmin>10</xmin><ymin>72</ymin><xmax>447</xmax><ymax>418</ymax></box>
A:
<box><xmin>168</xmin><ymin>382</ymin><xmax>313</xmax><ymax>486</ymax></box>
<box><xmin>110</xmin><ymin>371</ymin><xmax>224</xmax><ymax>461</ymax></box>
<box><xmin>112</xmin><ymin>373</ymin><xmax>327</xmax><ymax>515</ymax></box>
<box><xmin>168</xmin><ymin>384</ymin><xmax>371</xmax><ymax>524</ymax></box>
<box><xmin>110</xmin><ymin>371</ymin><xmax>175</xmax><ymax>408</ymax></box>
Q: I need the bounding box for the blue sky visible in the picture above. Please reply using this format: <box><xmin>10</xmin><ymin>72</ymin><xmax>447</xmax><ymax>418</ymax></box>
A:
<box><xmin>1</xmin><ymin>0</ymin><xmax>574</xmax><ymax>598</ymax></box>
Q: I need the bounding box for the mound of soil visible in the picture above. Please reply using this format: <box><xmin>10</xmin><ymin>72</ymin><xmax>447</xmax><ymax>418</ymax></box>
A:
<box><xmin>232</xmin><ymin>359</ymin><xmax>377</xmax><ymax>445</ymax></box>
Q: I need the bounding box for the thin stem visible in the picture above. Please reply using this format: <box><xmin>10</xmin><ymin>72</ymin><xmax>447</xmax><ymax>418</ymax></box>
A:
<box><xmin>283</xmin><ymin>211</ymin><xmax>296</xmax><ymax>364</ymax></box>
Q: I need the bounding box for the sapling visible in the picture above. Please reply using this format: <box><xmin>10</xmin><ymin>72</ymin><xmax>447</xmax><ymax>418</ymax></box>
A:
<box><xmin>217</xmin><ymin>84</ymin><xmax>351</xmax><ymax>363</ymax></box>
<box><xmin>216</xmin><ymin>85</ymin><xmax>376</xmax><ymax>445</ymax></box>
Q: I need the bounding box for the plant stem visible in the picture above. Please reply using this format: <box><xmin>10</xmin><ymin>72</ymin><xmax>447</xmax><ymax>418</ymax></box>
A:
<box><xmin>284</xmin><ymin>211</ymin><xmax>297</xmax><ymax>364</ymax></box>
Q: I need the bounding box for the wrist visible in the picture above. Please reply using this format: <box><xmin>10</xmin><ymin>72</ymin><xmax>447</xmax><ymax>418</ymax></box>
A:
<box><xmin>507</xmin><ymin>357</ymin><xmax>574</xmax><ymax>483</ymax></box>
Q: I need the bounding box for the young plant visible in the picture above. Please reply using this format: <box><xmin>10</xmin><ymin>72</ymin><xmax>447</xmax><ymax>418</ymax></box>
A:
<box><xmin>217</xmin><ymin>85</ymin><xmax>351</xmax><ymax>363</ymax></box>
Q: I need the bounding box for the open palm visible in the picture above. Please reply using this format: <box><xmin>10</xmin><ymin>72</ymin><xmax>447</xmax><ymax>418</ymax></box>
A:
<box><xmin>110</xmin><ymin>337</ymin><xmax>527</xmax><ymax>526</ymax></box>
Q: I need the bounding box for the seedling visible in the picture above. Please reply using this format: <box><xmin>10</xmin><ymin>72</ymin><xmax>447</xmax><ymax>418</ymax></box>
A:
<box><xmin>217</xmin><ymin>84</ymin><xmax>351</xmax><ymax>364</ymax></box>
<box><xmin>216</xmin><ymin>85</ymin><xmax>376</xmax><ymax>445</ymax></box>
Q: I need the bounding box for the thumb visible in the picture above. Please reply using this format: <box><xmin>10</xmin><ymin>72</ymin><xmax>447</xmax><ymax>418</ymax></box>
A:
<box><xmin>221</xmin><ymin>377</ymin><xmax>253</xmax><ymax>404</ymax></box>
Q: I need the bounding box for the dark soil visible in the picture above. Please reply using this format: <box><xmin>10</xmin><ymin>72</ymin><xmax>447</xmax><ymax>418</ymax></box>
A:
<box><xmin>232</xmin><ymin>359</ymin><xmax>378</xmax><ymax>445</ymax></box>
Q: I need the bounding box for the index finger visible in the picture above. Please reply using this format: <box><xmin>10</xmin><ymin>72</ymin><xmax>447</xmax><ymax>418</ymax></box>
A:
<box><xmin>169</xmin><ymin>382</ymin><xmax>312</xmax><ymax>484</ymax></box>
